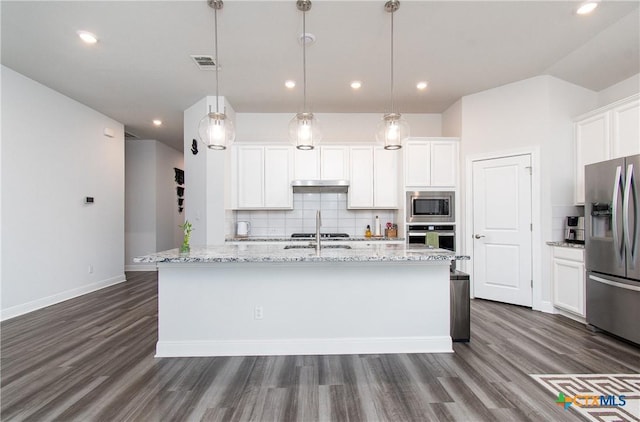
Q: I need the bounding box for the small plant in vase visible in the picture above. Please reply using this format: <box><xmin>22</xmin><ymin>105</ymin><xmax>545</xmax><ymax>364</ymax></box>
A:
<box><xmin>179</xmin><ymin>220</ymin><xmax>193</xmax><ymax>253</ymax></box>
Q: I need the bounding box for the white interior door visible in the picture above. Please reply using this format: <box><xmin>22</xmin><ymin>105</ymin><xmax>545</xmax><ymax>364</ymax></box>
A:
<box><xmin>472</xmin><ymin>154</ymin><xmax>532</xmax><ymax>306</ymax></box>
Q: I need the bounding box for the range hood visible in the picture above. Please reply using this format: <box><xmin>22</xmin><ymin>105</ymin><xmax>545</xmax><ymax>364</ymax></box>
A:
<box><xmin>291</xmin><ymin>180</ymin><xmax>349</xmax><ymax>193</ymax></box>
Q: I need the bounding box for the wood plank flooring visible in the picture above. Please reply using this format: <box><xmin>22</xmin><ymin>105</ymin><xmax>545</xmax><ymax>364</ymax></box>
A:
<box><xmin>2</xmin><ymin>271</ymin><xmax>639</xmax><ymax>421</ymax></box>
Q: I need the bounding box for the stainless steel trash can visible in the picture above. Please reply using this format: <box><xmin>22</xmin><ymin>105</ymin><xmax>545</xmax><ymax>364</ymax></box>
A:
<box><xmin>450</xmin><ymin>270</ymin><xmax>470</xmax><ymax>342</ymax></box>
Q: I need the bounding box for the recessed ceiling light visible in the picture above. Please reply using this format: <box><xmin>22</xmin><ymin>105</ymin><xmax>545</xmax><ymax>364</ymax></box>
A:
<box><xmin>350</xmin><ymin>81</ymin><xmax>362</xmax><ymax>90</ymax></box>
<box><xmin>77</xmin><ymin>30</ymin><xmax>98</xmax><ymax>44</ymax></box>
<box><xmin>153</xmin><ymin>119</ymin><xmax>162</xmax><ymax>126</ymax></box>
<box><xmin>417</xmin><ymin>81</ymin><xmax>428</xmax><ymax>90</ymax></box>
<box><xmin>285</xmin><ymin>80</ymin><xmax>296</xmax><ymax>89</ymax></box>
<box><xmin>576</xmin><ymin>1</ymin><xmax>598</xmax><ymax>15</ymax></box>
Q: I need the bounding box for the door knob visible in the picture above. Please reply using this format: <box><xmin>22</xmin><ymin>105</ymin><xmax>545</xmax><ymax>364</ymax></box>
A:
<box><xmin>474</xmin><ymin>234</ymin><xmax>485</xmax><ymax>239</ymax></box>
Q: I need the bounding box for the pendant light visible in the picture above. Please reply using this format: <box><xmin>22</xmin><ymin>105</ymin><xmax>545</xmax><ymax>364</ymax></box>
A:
<box><xmin>375</xmin><ymin>0</ymin><xmax>409</xmax><ymax>150</ymax></box>
<box><xmin>198</xmin><ymin>0</ymin><xmax>235</xmax><ymax>150</ymax></box>
<box><xmin>289</xmin><ymin>0</ymin><xmax>322</xmax><ymax>150</ymax></box>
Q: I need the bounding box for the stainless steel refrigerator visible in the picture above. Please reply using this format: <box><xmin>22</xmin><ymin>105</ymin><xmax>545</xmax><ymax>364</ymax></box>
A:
<box><xmin>585</xmin><ymin>154</ymin><xmax>639</xmax><ymax>344</ymax></box>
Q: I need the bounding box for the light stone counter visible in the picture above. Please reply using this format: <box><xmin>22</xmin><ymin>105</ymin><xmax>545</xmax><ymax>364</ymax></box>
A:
<box><xmin>546</xmin><ymin>241</ymin><xmax>585</xmax><ymax>249</ymax></box>
<box><xmin>135</xmin><ymin>243</ymin><xmax>468</xmax><ymax>264</ymax></box>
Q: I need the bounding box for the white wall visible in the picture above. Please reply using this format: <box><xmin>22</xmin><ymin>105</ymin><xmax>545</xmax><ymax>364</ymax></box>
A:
<box><xmin>459</xmin><ymin>75</ymin><xmax>597</xmax><ymax>312</ymax></box>
<box><xmin>125</xmin><ymin>140</ymin><xmax>156</xmax><ymax>269</ymax></box>
<box><xmin>183</xmin><ymin>96</ymin><xmax>232</xmax><ymax>246</ymax></box>
<box><xmin>442</xmin><ymin>99</ymin><xmax>462</xmax><ymax>137</ymax></box>
<box><xmin>1</xmin><ymin>66</ymin><xmax>125</xmax><ymax>320</ymax></box>
<box><xmin>124</xmin><ymin>139</ymin><xmax>183</xmax><ymax>270</ymax></box>
<box><xmin>597</xmin><ymin>73</ymin><xmax>640</xmax><ymax>106</ymax></box>
<box><xmin>236</xmin><ymin>113</ymin><xmax>441</xmax><ymax>143</ymax></box>
<box><xmin>155</xmin><ymin>141</ymin><xmax>184</xmax><ymax>252</ymax></box>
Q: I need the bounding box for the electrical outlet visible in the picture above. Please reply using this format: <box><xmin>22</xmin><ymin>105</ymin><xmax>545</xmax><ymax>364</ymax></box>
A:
<box><xmin>88</xmin><ymin>264</ymin><xmax>94</xmax><ymax>274</ymax></box>
<box><xmin>254</xmin><ymin>305</ymin><xmax>263</xmax><ymax>320</ymax></box>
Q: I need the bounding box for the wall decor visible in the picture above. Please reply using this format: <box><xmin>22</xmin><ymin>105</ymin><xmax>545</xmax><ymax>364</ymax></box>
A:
<box><xmin>191</xmin><ymin>139</ymin><xmax>199</xmax><ymax>155</ymax></box>
<box><xmin>174</xmin><ymin>168</ymin><xmax>185</xmax><ymax>214</ymax></box>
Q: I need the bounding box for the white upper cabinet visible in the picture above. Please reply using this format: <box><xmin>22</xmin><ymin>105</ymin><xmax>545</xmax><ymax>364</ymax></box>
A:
<box><xmin>348</xmin><ymin>147</ymin><xmax>374</xmax><ymax>208</ymax></box>
<box><xmin>320</xmin><ymin>146</ymin><xmax>349</xmax><ymax>180</ymax></box>
<box><xmin>405</xmin><ymin>141</ymin><xmax>431</xmax><ymax>186</ymax></box>
<box><xmin>574</xmin><ymin>94</ymin><xmax>639</xmax><ymax>204</ymax></box>
<box><xmin>348</xmin><ymin>146</ymin><xmax>400</xmax><ymax>209</ymax></box>
<box><xmin>404</xmin><ymin>138</ymin><xmax>459</xmax><ymax>188</ymax></box>
<box><xmin>293</xmin><ymin>146</ymin><xmax>349</xmax><ymax>180</ymax></box>
<box><xmin>374</xmin><ymin>147</ymin><xmax>400</xmax><ymax>208</ymax></box>
<box><xmin>430</xmin><ymin>141</ymin><xmax>458</xmax><ymax>187</ymax></box>
<box><xmin>237</xmin><ymin>146</ymin><xmax>265</xmax><ymax>209</ymax></box>
<box><xmin>264</xmin><ymin>146</ymin><xmax>294</xmax><ymax>209</ymax></box>
<box><xmin>611</xmin><ymin>97</ymin><xmax>640</xmax><ymax>159</ymax></box>
<box><xmin>235</xmin><ymin>145</ymin><xmax>293</xmax><ymax>209</ymax></box>
<box><xmin>575</xmin><ymin>114</ymin><xmax>609</xmax><ymax>204</ymax></box>
<box><xmin>293</xmin><ymin>148</ymin><xmax>320</xmax><ymax>180</ymax></box>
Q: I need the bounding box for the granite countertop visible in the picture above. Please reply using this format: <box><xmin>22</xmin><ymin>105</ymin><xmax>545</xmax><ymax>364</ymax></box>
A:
<box><xmin>226</xmin><ymin>236</ymin><xmax>404</xmax><ymax>242</ymax></box>
<box><xmin>135</xmin><ymin>243</ymin><xmax>470</xmax><ymax>264</ymax></box>
<box><xmin>546</xmin><ymin>241</ymin><xmax>585</xmax><ymax>249</ymax></box>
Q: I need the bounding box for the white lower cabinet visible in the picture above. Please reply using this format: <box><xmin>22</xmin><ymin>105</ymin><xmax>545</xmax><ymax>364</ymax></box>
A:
<box><xmin>552</xmin><ymin>246</ymin><xmax>585</xmax><ymax>317</ymax></box>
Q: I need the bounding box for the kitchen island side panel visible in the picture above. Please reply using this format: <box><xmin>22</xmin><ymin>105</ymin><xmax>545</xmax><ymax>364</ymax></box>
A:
<box><xmin>156</xmin><ymin>261</ymin><xmax>451</xmax><ymax>357</ymax></box>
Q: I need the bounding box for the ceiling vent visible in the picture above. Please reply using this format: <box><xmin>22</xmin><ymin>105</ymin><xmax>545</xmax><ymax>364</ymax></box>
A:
<box><xmin>124</xmin><ymin>130</ymin><xmax>139</xmax><ymax>140</ymax></box>
<box><xmin>191</xmin><ymin>55</ymin><xmax>218</xmax><ymax>70</ymax></box>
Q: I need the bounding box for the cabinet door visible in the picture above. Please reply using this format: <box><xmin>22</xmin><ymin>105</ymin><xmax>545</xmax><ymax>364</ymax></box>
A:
<box><xmin>293</xmin><ymin>148</ymin><xmax>320</xmax><ymax>180</ymax></box>
<box><xmin>552</xmin><ymin>257</ymin><xmax>585</xmax><ymax>317</ymax></box>
<box><xmin>264</xmin><ymin>146</ymin><xmax>293</xmax><ymax>208</ymax></box>
<box><xmin>575</xmin><ymin>113</ymin><xmax>610</xmax><ymax>204</ymax></box>
<box><xmin>404</xmin><ymin>141</ymin><xmax>431</xmax><ymax>186</ymax></box>
<box><xmin>611</xmin><ymin>98</ymin><xmax>640</xmax><ymax>159</ymax></box>
<box><xmin>321</xmin><ymin>146</ymin><xmax>349</xmax><ymax>180</ymax></box>
<box><xmin>430</xmin><ymin>141</ymin><xmax>458</xmax><ymax>187</ymax></box>
<box><xmin>374</xmin><ymin>147</ymin><xmax>399</xmax><ymax>208</ymax></box>
<box><xmin>237</xmin><ymin>146</ymin><xmax>265</xmax><ymax>208</ymax></box>
<box><xmin>348</xmin><ymin>147</ymin><xmax>374</xmax><ymax>208</ymax></box>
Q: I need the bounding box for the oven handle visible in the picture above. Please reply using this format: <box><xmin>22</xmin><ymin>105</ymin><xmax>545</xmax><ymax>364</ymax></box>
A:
<box><xmin>408</xmin><ymin>232</ymin><xmax>454</xmax><ymax>236</ymax></box>
<box><xmin>589</xmin><ymin>274</ymin><xmax>640</xmax><ymax>292</ymax></box>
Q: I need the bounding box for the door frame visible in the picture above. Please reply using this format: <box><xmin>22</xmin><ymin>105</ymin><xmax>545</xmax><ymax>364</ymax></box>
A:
<box><xmin>463</xmin><ymin>146</ymin><xmax>544</xmax><ymax>311</ymax></box>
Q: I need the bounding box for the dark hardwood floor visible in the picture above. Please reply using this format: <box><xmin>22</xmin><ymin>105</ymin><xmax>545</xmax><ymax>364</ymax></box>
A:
<box><xmin>2</xmin><ymin>271</ymin><xmax>639</xmax><ymax>421</ymax></box>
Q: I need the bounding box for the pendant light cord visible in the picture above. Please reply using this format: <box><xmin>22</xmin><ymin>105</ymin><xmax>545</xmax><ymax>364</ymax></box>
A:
<box><xmin>214</xmin><ymin>5</ymin><xmax>220</xmax><ymax>113</ymax></box>
<box><xmin>390</xmin><ymin>9</ymin><xmax>394</xmax><ymax>114</ymax></box>
<box><xmin>302</xmin><ymin>9</ymin><xmax>307</xmax><ymax>113</ymax></box>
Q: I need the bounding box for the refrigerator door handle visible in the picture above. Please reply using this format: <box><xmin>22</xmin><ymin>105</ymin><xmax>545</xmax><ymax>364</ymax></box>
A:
<box><xmin>623</xmin><ymin>163</ymin><xmax>637</xmax><ymax>264</ymax></box>
<box><xmin>589</xmin><ymin>274</ymin><xmax>640</xmax><ymax>293</ymax></box>
<box><xmin>612</xmin><ymin>165</ymin><xmax>624</xmax><ymax>262</ymax></box>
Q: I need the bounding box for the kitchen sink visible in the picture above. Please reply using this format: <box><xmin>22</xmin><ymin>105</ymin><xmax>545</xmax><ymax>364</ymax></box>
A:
<box><xmin>284</xmin><ymin>244</ymin><xmax>352</xmax><ymax>250</ymax></box>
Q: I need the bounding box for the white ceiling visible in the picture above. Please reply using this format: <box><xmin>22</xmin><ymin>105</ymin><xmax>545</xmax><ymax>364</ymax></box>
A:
<box><xmin>2</xmin><ymin>1</ymin><xmax>639</xmax><ymax>151</ymax></box>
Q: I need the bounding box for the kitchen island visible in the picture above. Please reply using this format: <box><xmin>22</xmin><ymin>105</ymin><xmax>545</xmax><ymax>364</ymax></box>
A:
<box><xmin>135</xmin><ymin>243</ymin><xmax>465</xmax><ymax>357</ymax></box>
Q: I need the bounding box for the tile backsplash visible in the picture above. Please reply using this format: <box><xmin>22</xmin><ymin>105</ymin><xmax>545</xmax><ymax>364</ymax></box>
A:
<box><xmin>551</xmin><ymin>205</ymin><xmax>584</xmax><ymax>241</ymax></box>
<box><xmin>228</xmin><ymin>193</ymin><xmax>398</xmax><ymax>237</ymax></box>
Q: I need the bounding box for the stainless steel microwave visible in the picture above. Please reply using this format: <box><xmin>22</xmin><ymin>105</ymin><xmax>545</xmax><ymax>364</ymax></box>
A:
<box><xmin>406</xmin><ymin>191</ymin><xmax>455</xmax><ymax>223</ymax></box>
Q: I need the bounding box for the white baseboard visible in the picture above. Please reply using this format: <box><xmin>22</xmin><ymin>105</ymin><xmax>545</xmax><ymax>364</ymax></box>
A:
<box><xmin>1</xmin><ymin>274</ymin><xmax>126</xmax><ymax>321</ymax></box>
<box><xmin>155</xmin><ymin>336</ymin><xmax>453</xmax><ymax>357</ymax></box>
<box><xmin>125</xmin><ymin>264</ymin><xmax>157</xmax><ymax>272</ymax></box>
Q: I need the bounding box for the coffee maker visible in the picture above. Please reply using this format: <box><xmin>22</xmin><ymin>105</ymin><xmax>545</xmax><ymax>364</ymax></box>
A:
<box><xmin>564</xmin><ymin>216</ymin><xmax>585</xmax><ymax>244</ymax></box>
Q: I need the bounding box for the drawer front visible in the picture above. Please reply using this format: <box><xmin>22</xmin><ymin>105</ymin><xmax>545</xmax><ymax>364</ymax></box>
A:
<box><xmin>554</xmin><ymin>246</ymin><xmax>584</xmax><ymax>262</ymax></box>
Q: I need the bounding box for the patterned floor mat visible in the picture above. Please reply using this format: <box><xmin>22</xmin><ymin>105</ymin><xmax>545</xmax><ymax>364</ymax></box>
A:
<box><xmin>530</xmin><ymin>374</ymin><xmax>640</xmax><ymax>421</ymax></box>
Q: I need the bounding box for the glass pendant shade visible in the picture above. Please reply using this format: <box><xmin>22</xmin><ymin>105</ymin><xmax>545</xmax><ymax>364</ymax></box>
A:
<box><xmin>376</xmin><ymin>113</ymin><xmax>408</xmax><ymax>150</ymax></box>
<box><xmin>198</xmin><ymin>111</ymin><xmax>236</xmax><ymax>150</ymax></box>
<box><xmin>289</xmin><ymin>112</ymin><xmax>322</xmax><ymax>150</ymax></box>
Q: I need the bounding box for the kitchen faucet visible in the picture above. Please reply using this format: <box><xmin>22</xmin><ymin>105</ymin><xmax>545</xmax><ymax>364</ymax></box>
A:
<box><xmin>315</xmin><ymin>210</ymin><xmax>321</xmax><ymax>255</ymax></box>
